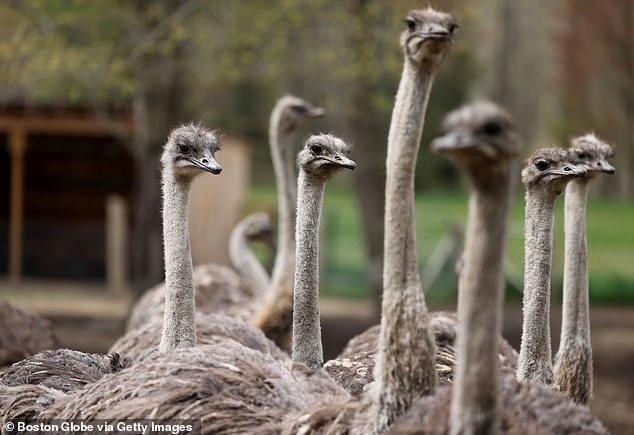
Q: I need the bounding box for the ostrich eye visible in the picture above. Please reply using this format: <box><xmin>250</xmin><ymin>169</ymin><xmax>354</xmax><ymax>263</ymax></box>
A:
<box><xmin>575</xmin><ymin>150</ymin><xmax>587</xmax><ymax>160</ymax></box>
<box><xmin>178</xmin><ymin>143</ymin><xmax>190</xmax><ymax>154</ymax></box>
<box><xmin>482</xmin><ymin>121</ymin><xmax>503</xmax><ymax>136</ymax></box>
<box><xmin>534</xmin><ymin>159</ymin><xmax>549</xmax><ymax>171</ymax></box>
<box><xmin>404</xmin><ymin>18</ymin><xmax>416</xmax><ymax>32</ymax></box>
<box><xmin>310</xmin><ymin>145</ymin><xmax>323</xmax><ymax>155</ymax></box>
<box><xmin>291</xmin><ymin>105</ymin><xmax>308</xmax><ymax>114</ymax></box>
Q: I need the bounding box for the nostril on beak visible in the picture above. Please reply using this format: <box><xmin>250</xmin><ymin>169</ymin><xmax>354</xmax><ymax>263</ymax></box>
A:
<box><xmin>202</xmin><ymin>159</ymin><xmax>209</xmax><ymax>165</ymax></box>
<box><xmin>564</xmin><ymin>167</ymin><xmax>571</xmax><ymax>171</ymax></box>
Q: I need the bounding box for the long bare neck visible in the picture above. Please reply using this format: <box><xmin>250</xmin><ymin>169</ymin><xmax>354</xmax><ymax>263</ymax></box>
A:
<box><xmin>160</xmin><ymin>170</ymin><xmax>196</xmax><ymax>351</ymax></box>
<box><xmin>555</xmin><ymin>178</ymin><xmax>592</xmax><ymax>403</ymax></box>
<box><xmin>229</xmin><ymin>223</ymin><xmax>270</xmax><ymax>294</ymax></box>
<box><xmin>370</xmin><ymin>60</ymin><xmax>437</xmax><ymax>433</ymax></box>
<box><xmin>291</xmin><ymin>170</ymin><xmax>326</xmax><ymax>369</ymax></box>
<box><xmin>269</xmin><ymin>114</ymin><xmax>297</xmax><ymax>289</ymax></box>
<box><xmin>560</xmin><ymin>178</ymin><xmax>590</xmax><ymax>343</ymax></box>
<box><xmin>251</xmin><ymin>115</ymin><xmax>298</xmax><ymax>346</ymax></box>
<box><xmin>450</xmin><ymin>168</ymin><xmax>514</xmax><ymax>435</ymax></box>
<box><xmin>517</xmin><ymin>187</ymin><xmax>557</xmax><ymax>386</ymax></box>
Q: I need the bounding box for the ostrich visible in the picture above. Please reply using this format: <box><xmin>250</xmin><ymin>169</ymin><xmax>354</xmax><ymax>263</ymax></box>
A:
<box><xmin>554</xmin><ymin>134</ymin><xmax>615</xmax><ymax>405</ymax></box>
<box><xmin>291</xmin><ymin>134</ymin><xmax>356</xmax><ymax>369</ymax></box>
<box><xmin>228</xmin><ymin>212</ymin><xmax>275</xmax><ymax>294</ymax></box>
<box><xmin>430</xmin><ymin>100</ymin><xmax>522</xmax><ymax>433</ymax></box>
<box><xmin>325</xmin><ymin>101</ymin><xmax>522</xmax><ymax>398</ymax></box>
<box><xmin>361</xmin><ymin>9</ymin><xmax>458</xmax><ymax>432</ymax></box>
<box><xmin>111</xmin><ymin>125</ymin><xmax>287</xmax><ymax>363</ymax></box>
<box><xmin>384</xmin><ymin>148</ymin><xmax>607</xmax><ymax>435</ymax></box>
<box><xmin>33</xmin><ymin>134</ymin><xmax>357</xmax><ymax>432</ymax></box>
<box><xmin>252</xmin><ymin>95</ymin><xmax>326</xmax><ymax>347</ymax></box>
<box><xmin>0</xmin><ymin>300</ymin><xmax>59</xmax><ymax>367</ymax></box>
<box><xmin>0</xmin><ymin>124</ymin><xmax>221</xmax><ymax>396</ymax></box>
<box><xmin>157</xmin><ymin>124</ymin><xmax>223</xmax><ymax>351</ymax></box>
<box><xmin>516</xmin><ymin>148</ymin><xmax>588</xmax><ymax>386</ymax></box>
<box><xmin>126</xmin><ymin>96</ymin><xmax>324</xmax><ymax>335</ymax></box>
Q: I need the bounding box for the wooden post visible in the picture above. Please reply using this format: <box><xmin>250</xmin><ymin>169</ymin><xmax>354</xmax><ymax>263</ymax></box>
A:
<box><xmin>106</xmin><ymin>194</ymin><xmax>128</xmax><ymax>295</ymax></box>
<box><xmin>8</xmin><ymin>128</ymin><xmax>26</xmax><ymax>284</ymax></box>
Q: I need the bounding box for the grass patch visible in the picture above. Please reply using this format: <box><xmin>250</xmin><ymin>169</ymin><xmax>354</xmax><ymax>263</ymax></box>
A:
<box><xmin>247</xmin><ymin>185</ymin><xmax>634</xmax><ymax>304</ymax></box>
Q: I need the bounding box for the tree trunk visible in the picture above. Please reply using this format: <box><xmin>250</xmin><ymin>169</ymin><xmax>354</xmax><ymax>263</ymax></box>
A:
<box><xmin>345</xmin><ymin>0</ymin><xmax>385</xmax><ymax>320</ymax></box>
<box><xmin>129</xmin><ymin>0</ymin><xmax>190</xmax><ymax>293</ymax></box>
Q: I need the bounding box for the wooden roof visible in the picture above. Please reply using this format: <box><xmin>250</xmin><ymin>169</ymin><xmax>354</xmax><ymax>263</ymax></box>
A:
<box><xmin>0</xmin><ymin>104</ymin><xmax>133</xmax><ymax>136</ymax></box>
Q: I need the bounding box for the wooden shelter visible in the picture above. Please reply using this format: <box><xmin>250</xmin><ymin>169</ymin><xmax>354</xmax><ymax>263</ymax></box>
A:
<box><xmin>0</xmin><ymin>104</ymin><xmax>252</xmax><ymax>300</ymax></box>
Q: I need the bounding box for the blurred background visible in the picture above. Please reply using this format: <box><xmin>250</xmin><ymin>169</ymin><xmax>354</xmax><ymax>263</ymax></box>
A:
<box><xmin>0</xmin><ymin>0</ymin><xmax>632</xmax><ymax>433</ymax></box>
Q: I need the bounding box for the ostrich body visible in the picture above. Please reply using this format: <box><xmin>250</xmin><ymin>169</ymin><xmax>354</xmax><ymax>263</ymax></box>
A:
<box><xmin>430</xmin><ymin>100</ymin><xmax>521</xmax><ymax>434</ymax></box>
<box><xmin>253</xmin><ymin>95</ymin><xmax>325</xmax><ymax>347</ymax></box>
<box><xmin>229</xmin><ymin>212</ymin><xmax>275</xmax><ymax>294</ymax></box>
<box><xmin>517</xmin><ymin>148</ymin><xmax>587</xmax><ymax>386</ymax></box>
<box><xmin>291</xmin><ymin>135</ymin><xmax>356</xmax><ymax>369</ymax></box>
<box><xmin>386</xmin><ymin>375</ymin><xmax>608</xmax><ymax>435</ymax></box>
<box><xmin>37</xmin><ymin>341</ymin><xmax>347</xmax><ymax>434</ymax></box>
<box><xmin>0</xmin><ymin>350</ymin><xmax>123</xmax><ymax>393</ymax></box>
<box><xmin>554</xmin><ymin>134</ymin><xmax>615</xmax><ymax>404</ymax></box>
<box><xmin>125</xmin><ymin>263</ymin><xmax>254</xmax><ymax>331</ymax></box>
<box><xmin>0</xmin><ymin>384</ymin><xmax>68</xmax><ymax>426</ymax></box>
<box><xmin>111</xmin><ymin>313</ymin><xmax>287</xmax><ymax>364</ymax></box>
<box><xmin>0</xmin><ymin>300</ymin><xmax>59</xmax><ymax>367</ymax></box>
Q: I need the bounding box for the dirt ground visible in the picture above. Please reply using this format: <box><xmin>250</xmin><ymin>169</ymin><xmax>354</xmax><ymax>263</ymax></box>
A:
<box><xmin>50</xmin><ymin>301</ymin><xmax>633</xmax><ymax>434</ymax></box>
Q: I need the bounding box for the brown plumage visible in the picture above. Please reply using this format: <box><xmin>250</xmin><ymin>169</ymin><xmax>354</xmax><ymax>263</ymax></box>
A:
<box><xmin>325</xmin><ymin>313</ymin><xmax>518</xmax><ymax>397</ymax></box>
<box><xmin>0</xmin><ymin>384</ymin><xmax>67</xmax><ymax>425</ymax></box>
<box><xmin>38</xmin><ymin>341</ymin><xmax>347</xmax><ymax>434</ymax></box>
<box><xmin>0</xmin><ymin>300</ymin><xmax>59</xmax><ymax>366</ymax></box>
<box><xmin>111</xmin><ymin>313</ymin><xmax>287</xmax><ymax>363</ymax></box>
<box><xmin>0</xmin><ymin>349</ymin><xmax>124</xmax><ymax>393</ymax></box>
<box><xmin>385</xmin><ymin>376</ymin><xmax>608</xmax><ymax>435</ymax></box>
<box><xmin>126</xmin><ymin>264</ymin><xmax>255</xmax><ymax>331</ymax></box>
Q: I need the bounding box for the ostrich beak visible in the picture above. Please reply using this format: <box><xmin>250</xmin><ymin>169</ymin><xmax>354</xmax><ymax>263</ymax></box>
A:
<box><xmin>183</xmin><ymin>156</ymin><xmax>222</xmax><ymax>174</ymax></box>
<box><xmin>598</xmin><ymin>159</ymin><xmax>615</xmax><ymax>174</ymax></box>
<box><xmin>308</xmin><ymin>107</ymin><xmax>326</xmax><ymax>118</ymax></box>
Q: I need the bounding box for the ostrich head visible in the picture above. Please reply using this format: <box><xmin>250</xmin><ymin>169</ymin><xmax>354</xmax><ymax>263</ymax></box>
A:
<box><xmin>242</xmin><ymin>212</ymin><xmax>276</xmax><ymax>247</ymax></box>
<box><xmin>569</xmin><ymin>133</ymin><xmax>616</xmax><ymax>178</ymax></box>
<box><xmin>297</xmin><ymin>134</ymin><xmax>356</xmax><ymax>180</ymax></box>
<box><xmin>275</xmin><ymin>95</ymin><xmax>326</xmax><ymax>134</ymax></box>
<box><xmin>400</xmin><ymin>7</ymin><xmax>457</xmax><ymax>69</ymax></box>
<box><xmin>521</xmin><ymin>148</ymin><xmax>587</xmax><ymax>195</ymax></box>
<box><xmin>161</xmin><ymin>123</ymin><xmax>222</xmax><ymax>178</ymax></box>
<box><xmin>431</xmin><ymin>100</ymin><xmax>522</xmax><ymax>188</ymax></box>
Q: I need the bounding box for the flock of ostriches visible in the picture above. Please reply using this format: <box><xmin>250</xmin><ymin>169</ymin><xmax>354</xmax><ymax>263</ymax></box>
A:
<box><xmin>0</xmin><ymin>7</ymin><xmax>618</xmax><ymax>435</ymax></box>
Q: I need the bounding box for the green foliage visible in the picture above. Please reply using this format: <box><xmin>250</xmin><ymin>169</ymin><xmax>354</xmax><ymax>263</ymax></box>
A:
<box><xmin>249</xmin><ymin>185</ymin><xmax>634</xmax><ymax>304</ymax></box>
